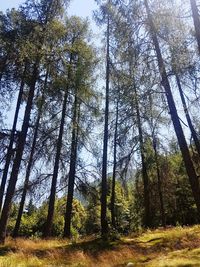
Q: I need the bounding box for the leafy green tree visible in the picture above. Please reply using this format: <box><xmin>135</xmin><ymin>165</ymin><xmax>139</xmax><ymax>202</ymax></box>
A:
<box><xmin>0</xmin><ymin>0</ymin><xmax>69</xmax><ymax>244</ymax></box>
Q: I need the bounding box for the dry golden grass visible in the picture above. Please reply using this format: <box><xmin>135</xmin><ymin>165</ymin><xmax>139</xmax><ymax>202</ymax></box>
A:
<box><xmin>0</xmin><ymin>226</ymin><xmax>200</xmax><ymax>266</ymax></box>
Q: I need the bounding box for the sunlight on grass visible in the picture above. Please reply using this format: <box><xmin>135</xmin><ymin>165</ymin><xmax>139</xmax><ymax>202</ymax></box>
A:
<box><xmin>0</xmin><ymin>226</ymin><xmax>200</xmax><ymax>266</ymax></box>
<box><xmin>0</xmin><ymin>252</ymin><xmax>43</xmax><ymax>267</ymax></box>
<box><xmin>135</xmin><ymin>225</ymin><xmax>200</xmax><ymax>249</ymax></box>
<box><xmin>148</xmin><ymin>247</ymin><xmax>200</xmax><ymax>266</ymax></box>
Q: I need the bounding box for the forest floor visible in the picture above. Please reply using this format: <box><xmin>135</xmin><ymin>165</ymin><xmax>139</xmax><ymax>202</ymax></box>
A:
<box><xmin>0</xmin><ymin>225</ymin><xmax>200</xmax><ymax>266</ymax></box>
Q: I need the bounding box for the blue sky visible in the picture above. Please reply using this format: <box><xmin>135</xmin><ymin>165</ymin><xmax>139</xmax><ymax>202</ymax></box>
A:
<box><xmin>0</xmin><ymin>0</ymin><xmax>23</xmax><ymax>11</ymax></box>
<box><xmin>0</xmin><ymin>0</ymin><xmax>101</xmax><ymax>128</ymax></box>
<box><xmin>0</xmin><ymin>0</ymin><xmax>101</xmax><ymax>45</ymax></box>
<box><xmin>0</xmin><ymin>0</ymin><xmax>98</xmax><ymax>19</ymax></box>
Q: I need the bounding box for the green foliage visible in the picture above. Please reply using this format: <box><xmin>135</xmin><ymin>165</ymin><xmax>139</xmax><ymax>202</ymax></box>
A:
<box><xmin>7</xmin><ymin>203</ymin><xmax>19</xmax><ymax>235</ymax></box>
<box><xmin>84</xmin><ymin>194</ymin><xmax>101</xmax><ymax>234</ymax></box>
<box><xmin>7</xmin><ymin>197</ymin><xmax>86</xmax><ymax>238</ymax></box>
<box><xmin>107</xmin><ymin>178</ymin><xmax>132</xmax><ymax>233</ymax></box>
<box><xmin>133</xmin><ymin>148</ymin><xmax>198</xmax><ymax>228</ymax></box>
<box><xmin>2</xmin><ymin>0</ymin><xmax>200</xmax><ymax>243</ymax></box>
<box><xmin>84</xmin><ymin>179</ymin><xmax>133</xmax><ymax>235</ymax></box>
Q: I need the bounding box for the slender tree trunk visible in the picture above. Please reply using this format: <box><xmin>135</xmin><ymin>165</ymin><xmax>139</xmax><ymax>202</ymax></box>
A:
<box><xmin>153</xmin><ymin>137</ymin><xmax>166</xmax><ymax>227</ymax></box>
<box><xmin>175</xmin><ymin>74</ymin><xmax>200</xmax><ymax>157</ymax></box>
<box><xmin>44</xmin><ymin>53</ymin><xmax>73</xmax><ymax>237</ymax></box>
<box><xmin>44</xmin><ymin>88</ymin><xmax>69</xmax><ymax>237</ymax></box>
<box><xmin>111</xmin><ymin>98</ymin><xmax>119</xmax><ymax>229</ymax></box>
<box><xmin>144</xmin><ymin>0</ymin><xmax>200</xmax><ymax>219</ymax></box>
<box><xmin>0</xmin><ymin>63</ymin><xmax>27</xmax><ymax>212</ymax></box>
<box><xmin>190</xmin><ymin>0</ymin><xmax>200</xmax><ymax>54</ymax></box>
<box><xmin>101</xmin><ymin>12</ymin><xmax>110</xmax><ymax>239</ymax></box>
<box><xmin>0</xmin><ymin>61</ymin><xmax>39</xmax><ymax>244</ymax></box>
<box><xmin>134</xmin><ymin>85</ymin><xmax>151</xmax><ymax>227</ymax></box>
<box><xmin>12</xmin><ymin>70</ymin><xmax>48</xmax><ymax>238</ymax></box>
<box><xmin>64</xmin><ymin>96</ymin><xmax>80</xmax><ymax>238</ymax></box>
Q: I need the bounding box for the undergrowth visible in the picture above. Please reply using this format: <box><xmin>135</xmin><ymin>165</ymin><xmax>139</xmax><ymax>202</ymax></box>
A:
<box><xmin>0</xmin><ymin>225</ymin><xmax>200</xmax><ymax>266</ymax></box>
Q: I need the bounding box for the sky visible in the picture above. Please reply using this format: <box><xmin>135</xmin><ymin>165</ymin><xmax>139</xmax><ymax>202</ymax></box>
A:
<box><xmin>0</xmin><ymin>0</ymin><xmax>100</xmax><ymax>44</ymax></box>
<box><xmin>0</xmin><ymin>0</ymin><xmax>103</xmax><ymax>192</ymax></box>
<box><xmin>0</xmin><ymin>0</ymin><xmax>98</xmax><ymax>20</ymax></box>
<box><xmin>0</xmin><ymin>0</ymin><xmax>101</xmax><ymax>129</ymax></box>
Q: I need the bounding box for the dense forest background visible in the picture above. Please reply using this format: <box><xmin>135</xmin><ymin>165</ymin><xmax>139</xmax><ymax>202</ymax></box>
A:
<box><xmin>0</xmin><ymin>0</ymin><xmax>200</xmax><ymax>244</ymax></box>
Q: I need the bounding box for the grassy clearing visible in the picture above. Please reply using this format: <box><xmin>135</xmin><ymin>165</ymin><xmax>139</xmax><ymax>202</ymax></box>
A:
<box><xmin>0</xmin><ymin>226</ymin><xmax>200</xmax><ymax>266</ymax></box>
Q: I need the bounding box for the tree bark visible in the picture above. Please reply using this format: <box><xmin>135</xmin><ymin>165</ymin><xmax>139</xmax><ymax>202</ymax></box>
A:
<box><xmin>175</xmin><ymin>73</ymin><xmax>200</xmax><ymax>157</ymax></box>
<box><xmin>101</xmin><ymin>11</ymin><xmax>110</xmax><ymax>239</ymax></box>
<box><xmin>12</xmin><ymin>70</ymin><xmax>48</xmax><ymax>238</ymax></box>
<box><xmin>0</xmin><ymin>61</ymin><xmax>39</xmax><ymax>244</ymax></box>
<box><xmin>44</xmin><ymin>87</ymin><xmax>69</xmax><ymax>238</ymax></box>
<box><xmin>134</xmin><ymin>85</ymin><xmax>151</xmax><ymax>228</ymax></box>
<box><xmin>190</xmin><ymin>0</ymin><xmax>200</xmax><ymax>54</ymax></box>
<box><xmin>111</xmin><ymin>98</ymin><xmax>119</xmax><ymax>229</ymax></box>
<box><xmin>63</xmin><ymin>95</ymin><xmax>79</xmax><ymax>238</ymax></box>
<box><xmin>144</xmin><ymin>0</ymin><xmax>200</xmax><ymax>219</ymax></box>
<box><xmin>153</xmin><ymin>137</ymin><xmax>166</xmax><ymax>227</ymax></box>
<box><xmin>0</xmin><ymin>64</ymin><xmax>27</xmax><ymax>212</ymax></box>
<box><xmin>44</xmin><ymin>52</ymin><xmax>73</xmax><ymax>237</ymax></box>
